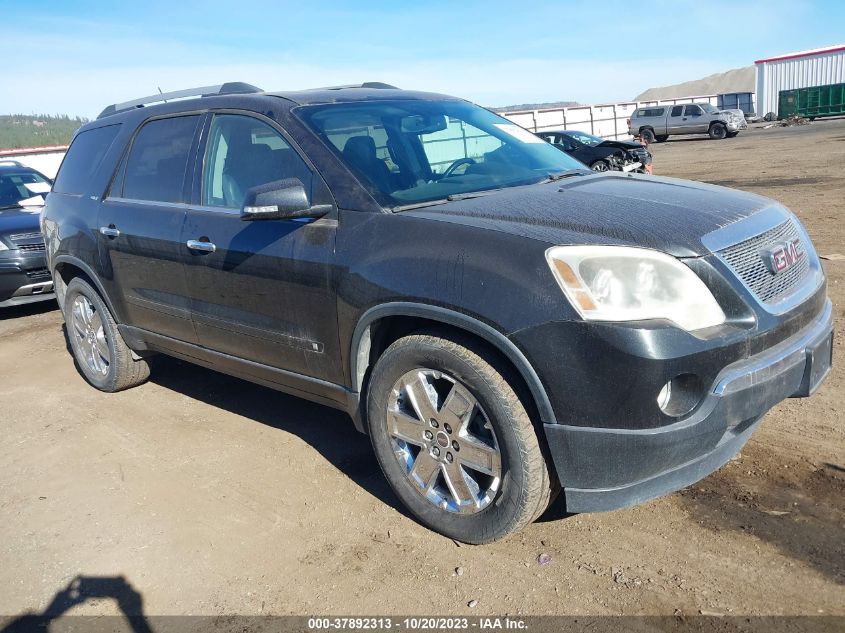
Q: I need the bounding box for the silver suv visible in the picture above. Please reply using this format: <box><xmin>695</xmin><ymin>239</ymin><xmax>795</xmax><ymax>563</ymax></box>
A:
<box><xmin>628</xmin><ymin>103</ymin><xmax>746</xmax><ymax>142</ymax></box>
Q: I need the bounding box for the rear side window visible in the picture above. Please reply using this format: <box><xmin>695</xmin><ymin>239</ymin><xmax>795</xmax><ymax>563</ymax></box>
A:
<box><xmin>53</xmin><ymin>124</ymin><xmax>121</xmax><ymax>194</ymax></box>
<box><xmin>121</xmin><ymin>116</ymin><xmax>200</xmax><ymax>203</ymax></box>
<box><xmin>639</xmin><ymin>107</ymin><xmax>665</xmax><ymax>117</ymax></box>
<box><xmin>670</xmin><ymin>105</ymin><xmax>683</xmax><ymax>116</ymax></box>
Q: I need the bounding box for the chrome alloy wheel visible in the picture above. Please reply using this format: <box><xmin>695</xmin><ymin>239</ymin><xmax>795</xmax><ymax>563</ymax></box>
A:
<box><xmin>70</xmin><ymin>295</ymin><xmax>110</xmax><ymax>376</ymax></box>
<box><xmin>386</xmin><ymin>369</ymin><xmax>502</xmax><ymax>514</ymax></box>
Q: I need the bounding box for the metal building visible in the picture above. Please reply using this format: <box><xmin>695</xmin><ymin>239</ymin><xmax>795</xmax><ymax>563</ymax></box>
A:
<box><xmin>755</xmin><ymin>44</ymin><xmax>845</xmax><ymax>117</ymax></box>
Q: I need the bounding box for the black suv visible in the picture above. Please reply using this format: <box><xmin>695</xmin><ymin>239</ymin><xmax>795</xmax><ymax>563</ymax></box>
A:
<box><xmin>0</xmin><ymin>161</ymin><xmax>54</xmax><ymax>307</ymax></box>
<box><xmin>42</xmin><ymin>83</ymin><xmax>833</xmax><ymax>543</ymax></box>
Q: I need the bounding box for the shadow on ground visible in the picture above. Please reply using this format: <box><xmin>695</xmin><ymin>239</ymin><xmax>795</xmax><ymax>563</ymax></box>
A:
<box><xmin>678</xmin><ymin>449</ymin><xmax>845</xmax><ymax>585</ymax></box>
<box><xmin>0</xmin><ymin>575</ymin><xmax>152</xmax><ymax>633</ymax></box>
<box><xmin>148</xmin><ymin>355</ymin><xmax>412</xmax><ymax>520</ymax></box>
<box><xmin>0</xmin><ymin>299</ymin><xmax>57</xmax><ymax>321</ymax></box>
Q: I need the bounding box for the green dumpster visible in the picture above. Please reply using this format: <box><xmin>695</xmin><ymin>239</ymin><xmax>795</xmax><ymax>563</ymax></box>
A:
<box><xmin>778</xmin><ymin>83</ymin><xmax>845</xmax><ymax>120</ymax></box>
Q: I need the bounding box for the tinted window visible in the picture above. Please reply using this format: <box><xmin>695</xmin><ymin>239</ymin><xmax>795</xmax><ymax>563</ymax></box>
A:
<box><xmin>122</xmin><ymin>116</ymin><xmax>199</xmax><ymax>203</ymax></box>
<box><xmin>53</xmin><ymin>124</ymin><xmax>121</xmax><ymax>194</ymax></box>
<box><xmin>638</xmin><ymin>108</ymin><xmax>665</xmax><ymax>118</ymax></box>
<box><xmin>684</xmin><ymin>105</ymin><xmax>703</xmax><ymax>116</ymax></box>
<box><xmin>670</xmin><ymin>105</ymin><xmax>683</xmax><ymax>117</ymax></box>
<box><xmin>202</xmin><ymin>114</ymin><xmax>312</xmax><ymax>209</ymax></box>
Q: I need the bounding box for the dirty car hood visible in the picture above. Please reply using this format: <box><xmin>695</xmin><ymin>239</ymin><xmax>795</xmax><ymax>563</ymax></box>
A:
<box><xmin>405</xmin><ymin>174</ymin><xmax>775</xmax><ymax>257</ymax></box>
<box><xmin>0</xmin><ymin>205</ymin><xmax>43</xmax><ymax>235</ymax></box>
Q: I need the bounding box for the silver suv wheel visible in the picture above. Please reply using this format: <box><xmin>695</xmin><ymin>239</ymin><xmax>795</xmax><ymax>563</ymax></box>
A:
<box><xmin>70</xmin><ymin>295</ymin><xmax>110</xmax><ymax>376</ymax></box>
<box><xmin>387</xmin><ymin>368</ymin><xmax>502</xmax><ymax>514</ymax></box>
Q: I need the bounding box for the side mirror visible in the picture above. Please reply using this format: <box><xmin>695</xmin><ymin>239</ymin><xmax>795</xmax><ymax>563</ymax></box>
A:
<box><xmin>240</xmin><ymin>178</ymin><xmax>324</xmax><ymax>221</ymax></box>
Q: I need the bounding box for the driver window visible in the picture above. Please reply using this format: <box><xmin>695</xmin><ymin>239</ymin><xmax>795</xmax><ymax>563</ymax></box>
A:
<box><xmin>418</xmin><ymin>119</ymin><xmax>503</xmax><ymax>176</ymax></box>
<box><xmin>203</xmin><ymin>114</ymin><xmax>312</xmax><ymax>209</ymax></box>
<box><xmin>684</xmin><ymin>105</ymin><xmax>702</xmax><ymax>116</ymax></box>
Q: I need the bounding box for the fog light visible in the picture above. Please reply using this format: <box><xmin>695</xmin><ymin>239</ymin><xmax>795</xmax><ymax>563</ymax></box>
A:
<box><xmin>657</xmin><ymin>374</ymin><xmax>704</xmax><ymax>417</ymax></box>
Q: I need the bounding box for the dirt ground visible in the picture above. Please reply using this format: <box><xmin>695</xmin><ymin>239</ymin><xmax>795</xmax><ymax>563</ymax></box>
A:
<box><xmin>1</xmin><ymin>120</ymin><xmax>843</xmax><ymax>620</ymax></box>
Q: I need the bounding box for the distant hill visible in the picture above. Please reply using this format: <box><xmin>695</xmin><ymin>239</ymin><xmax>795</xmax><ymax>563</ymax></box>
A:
<box><xmin>633</xmin><ymin>67</ymin><xmax>755</xmax><ymax>102</ymax></box>
<box><xmin>492</xmin><ymin>101</ymin><xmax>580</xmax><ymax>113</ymax></box>
<box><xmin>0</xmin><ymin>114</ymin><xmax>88</xmax><ymax>149</ymax></box>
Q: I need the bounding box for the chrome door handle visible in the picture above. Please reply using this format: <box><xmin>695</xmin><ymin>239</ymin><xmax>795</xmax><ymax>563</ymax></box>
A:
<box><xmin>99</xmin><ymin>226</ymin><xmax>120</xmax><ymax>238</ymax></box>
<box><xmin>186</xmin><ymin>240</ymin><xmax>216</xmax><ymax>253</ymax></box>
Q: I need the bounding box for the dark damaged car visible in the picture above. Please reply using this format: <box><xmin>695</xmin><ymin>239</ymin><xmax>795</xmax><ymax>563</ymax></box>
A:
<box><xmin>42</xmin><ymin>83</ymin><xmax>833</xmax><ymax>543</ymax></box>
<box><xmin>536</xmin><ymin>129</ymin><xmax>650</xmax><ymax>173</ymax></box>
<box><xmin>0</xmin><ymin>161</ymin><xmax>54</xmax><ymax>307</ymax></box>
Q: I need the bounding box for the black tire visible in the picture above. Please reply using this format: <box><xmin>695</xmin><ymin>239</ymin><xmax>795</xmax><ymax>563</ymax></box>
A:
<box><xmin>655</xmin><ymin>135</ymin><xmax>669</xmax><ymax>142</ymax></box>
<box><xmin>366</xmin><ymin>332</ymin><xmax>554</xmax><ymax>544</ymax></box>
<box><xmin>726</xmin><ymin>131</ymin><xmax>739</xmax><ymax>138</ymax></box>
<box><xmin>64</xmin><ymin>277</ymin><xmax>150</xmax><ymax>392</ymax></box>
<box><xmin>639</xmin><ymin>128</ymin><xmax>656</xmax><ymax>144</ymax></box>
<box><xmin>590</xmin><ymin>160</ymin><xmax>610</xmax><ymax>172</ymax></box>
<box><xmin>709</xmin><ymin>123</ymin><xmax>727</xmax><ymax>140</ymax></box>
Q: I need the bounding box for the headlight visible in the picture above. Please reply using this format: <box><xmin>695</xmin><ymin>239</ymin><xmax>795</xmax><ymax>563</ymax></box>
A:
<box><xmin>545</xmin><ymin>245</ymin><xmax>726</xmax><ymax>331</ymax></box>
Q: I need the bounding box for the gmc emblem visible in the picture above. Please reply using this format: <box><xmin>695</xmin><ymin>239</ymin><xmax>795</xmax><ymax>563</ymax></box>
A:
<box><xmin>762</xmin><ymin>238</ymin><xmax>804</xmax><ymax>274</ymax></box>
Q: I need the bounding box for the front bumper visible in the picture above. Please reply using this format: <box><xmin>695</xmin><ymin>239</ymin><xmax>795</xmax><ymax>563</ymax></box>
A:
<box><xmin>0</xmin><ymin>252</ymin><xmax>55</xmax><ymax>307</ymax></box>
<box><xmin>543</xmin><ymin>299</ymin><xmax>833</xmax><ymax>512</ymax></box>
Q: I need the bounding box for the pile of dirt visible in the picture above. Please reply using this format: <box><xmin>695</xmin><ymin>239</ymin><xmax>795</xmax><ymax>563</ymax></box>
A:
<box><xmin>765</xmin><ymin>116</ymin><xmax>812</xmax><ymax>128</ymax></box>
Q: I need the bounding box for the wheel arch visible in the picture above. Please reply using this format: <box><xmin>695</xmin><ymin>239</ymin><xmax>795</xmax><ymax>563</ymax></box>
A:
<box><xmin>53</xmin><ymin>256</ymin><xmax>119</xmax><ymax>319</ymax></box>
<box><xmin>350</xmin><ymin>302</ymin><xmax>556</xmax><ymax>433</ymax></box>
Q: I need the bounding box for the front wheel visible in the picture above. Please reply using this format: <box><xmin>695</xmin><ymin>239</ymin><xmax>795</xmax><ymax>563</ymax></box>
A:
<box><xmin>709</xmin><ymin>123</ymin><xmax>728</xmax><ymax>140</ymax></box>
<box><xmin>590</xmin><ymin>160</ymin><xmax>610</xmax><ymax>172</ymax></box>
<box><xmin>64</xmin><ymin>277</ymin><xmax>150</xmax><ymax>392</ymax></box>
<box><xmin>366</xmin><ymin>333</ymin><xmax>554</xmax><ymax>543</ymax></box>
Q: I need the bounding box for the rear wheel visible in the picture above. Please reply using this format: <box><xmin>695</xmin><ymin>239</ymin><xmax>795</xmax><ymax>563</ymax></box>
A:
<box><xmin>639</xmin><ymin>128</ymin><xmax>656</xmax><ymax>144</ymax></box>
<box><xmin>366</xmin><ymin>333</ymin><xmax>554</xmax><ymax>543</ymax></box>
<box><xmin>65</xmin><ymin>277</ymin><xmax>150</xmax><ymax>392</ymax></box>
<box><xmin>709</xmin><ymin>123</ymin><xmax>727</xmax><ymax>140</ymax></box>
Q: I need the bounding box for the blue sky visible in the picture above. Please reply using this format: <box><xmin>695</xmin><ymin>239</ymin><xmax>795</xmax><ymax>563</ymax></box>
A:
<box><xmin>2</xmin><ymin>0</ymin><xmax>844</xmax><ymax>117</ymax></box>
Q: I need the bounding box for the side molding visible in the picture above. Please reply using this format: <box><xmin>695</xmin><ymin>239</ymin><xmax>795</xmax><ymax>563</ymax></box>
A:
<box><xmin>350</xmin><ymin>302</ymin><xmax>556</xmax><ymax>426</ymax></box>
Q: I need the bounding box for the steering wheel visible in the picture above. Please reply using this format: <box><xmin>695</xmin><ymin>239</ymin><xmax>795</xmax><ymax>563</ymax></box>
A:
<box><xmin>442</xmin><ymin>157</ymin><xmax>477</xmax><ymax>178</ymax></box>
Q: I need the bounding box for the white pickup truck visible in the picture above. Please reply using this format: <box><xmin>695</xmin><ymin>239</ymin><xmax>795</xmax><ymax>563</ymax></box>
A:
<box><xmin>627</xmin><ymin>102</ymin><xmax>746</xmax><ymax>142</ymax></box>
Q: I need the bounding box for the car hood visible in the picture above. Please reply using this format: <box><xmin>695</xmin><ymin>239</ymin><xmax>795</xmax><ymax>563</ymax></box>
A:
<box><xmin>404</xmin><ymin>173</ymin><xmax>775</xmax><ymax>257</ymax></box>
<box><xmin>0</xmin><ymin>205</ymin><xmax>43</xmax><ymax>235</ymax></box>
<box><xmin>597</xmin><ymin>139</ymin><xmax>643</xmax><ymax>151</ymax></box>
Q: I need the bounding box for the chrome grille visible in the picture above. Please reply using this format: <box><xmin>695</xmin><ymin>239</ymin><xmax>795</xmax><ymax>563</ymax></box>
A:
<box><xmin>25</xmin><ymin>267</ymin><xmax>51</xmax><ymax>280</ymax></box>
<box><xmin>717</xmin><ymin>219</ymin><xmax>809</xmax><ymax>304</ymax></box>
<box><xmin>17</xmin><ymin>242</ymin><xmax>46</xmax><ymax>252</ymax></box>
<box><xmin>9</xmin><ymin>232</ymin><xmax>46</xmax><ymax>252</ymax></box>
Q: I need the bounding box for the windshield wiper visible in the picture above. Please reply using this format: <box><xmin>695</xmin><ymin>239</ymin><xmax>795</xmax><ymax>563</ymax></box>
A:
<box><xmin>446</xmin><ymin>188</ymin><xmax>504</xmax><ymax>202</ymax></box>
<box><xmin>542</xmin><ymin>169</ymin><xmax>589</xmax><ymax>183</ymax></box>
<box><xmin>0</xmin><ymin>204</ymin><xmax>23</xmax><ymax>211</ymax></box>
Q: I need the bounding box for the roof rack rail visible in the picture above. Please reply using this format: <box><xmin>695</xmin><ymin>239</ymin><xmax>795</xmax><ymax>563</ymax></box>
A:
<box><xmin>97</xmin><ymin>82</ymin><xmax>263</xmax><ymax>119</ymax></box>
<box><xmin>319</xmin><ymin>82</ymin><xmax>399</xmax><ymax>91</ymax></box>
<box><xmin>0</xmin><ymin>159</ymin><xmax>24</xmax><ymax>167</ymax></box>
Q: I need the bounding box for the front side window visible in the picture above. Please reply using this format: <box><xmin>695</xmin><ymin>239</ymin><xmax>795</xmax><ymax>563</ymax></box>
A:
<box><xmin>297</xmin><ymin>100</ymin><xmax>584</xmax><ymax>206</ymax></box>
<box><xmin>684</xmin><ymin>105</ymin><xmax>703</xmax><ymax>116</ymax></box>
<box><xmin>202</xmin><ymin>114</ymin><xmax>312</xmax><ymax>209</ymax></box>
<box><xmin>122</xmin><ymin>116</ymin><xmax>200</xmax><ymax>203</ymax></box>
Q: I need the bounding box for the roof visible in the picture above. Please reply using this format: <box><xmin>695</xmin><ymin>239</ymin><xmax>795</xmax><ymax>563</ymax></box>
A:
<box><xmin>96</xmin><ymin>82</ymin><xmax>458</xmax><ymax>120</ymax></box>
<box><xmin>755</xmin><ymin>44</ymin><xmax>845</xmax><ymax>64</ymax></box>
<box><xmin>268</xmin><ymin>87</ymin><xmax>457</xmax><ymax>106</ymax></box>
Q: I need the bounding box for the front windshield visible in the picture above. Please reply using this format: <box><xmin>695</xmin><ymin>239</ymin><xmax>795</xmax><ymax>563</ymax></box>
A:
<box><xmin>565</xmin><ymin>131</ymin><xmax>603</xmax><ymax>147</ymax></box>
<box><xmin>699</xmin><ymin>103</ymin><xmax>718</xmax><ymax>114</ymax></box>
<box><xmin>297</xmin><ymin>100</ymin><xmax>585</xmax><ymax>207</ymax></box>
<box><xmin>0</xmin><ymin>170</ymin><xmax>50</xmax><ymax>209</ymax></box>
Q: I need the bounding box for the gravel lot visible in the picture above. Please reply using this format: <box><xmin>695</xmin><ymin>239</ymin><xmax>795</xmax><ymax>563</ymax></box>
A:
<box><xmin>1</xmin><ymin>119</ymin><xmax>843</xmax><ymax>620</ymax></box>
